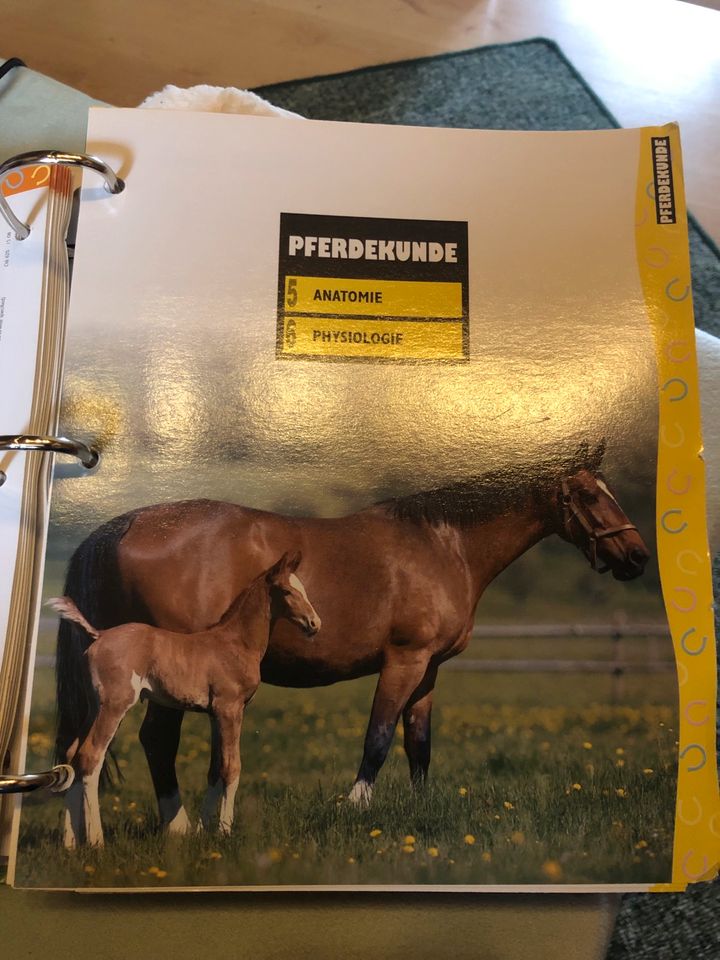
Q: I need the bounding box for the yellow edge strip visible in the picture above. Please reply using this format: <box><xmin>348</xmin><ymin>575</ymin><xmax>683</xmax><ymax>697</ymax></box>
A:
<box><xmin>635</xmin><ymin>124</ymin><xmax>720</xmax><ymax>891</ymax></box>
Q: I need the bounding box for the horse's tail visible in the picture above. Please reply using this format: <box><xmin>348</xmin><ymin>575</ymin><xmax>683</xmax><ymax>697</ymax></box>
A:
<box><xmin>46</xmin><ymin>597</ymin><xmax>100</xmax><ymax>641</ymax></box>
<box><xmin>54</xmin><ymin>512</ymin><xmax>136</xmax><ymax>777</ymax></box>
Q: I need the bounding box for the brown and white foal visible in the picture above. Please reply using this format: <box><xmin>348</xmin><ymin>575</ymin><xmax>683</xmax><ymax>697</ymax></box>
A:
<box><xmin>49</xmin><ymin>551</ymin><xmax>320</xmax><ymax>847</ymax></box>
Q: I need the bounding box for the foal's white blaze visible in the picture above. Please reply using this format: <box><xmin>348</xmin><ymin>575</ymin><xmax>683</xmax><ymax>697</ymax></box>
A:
<box><xmin>596</xmin><ymin>478</ymin><xmax>618</xmax><ymax>505</ymax></box>
<box><xmin>289</xmin><ymin>573</ymin><xmax>309</xmax><ymax>601</ymax></box>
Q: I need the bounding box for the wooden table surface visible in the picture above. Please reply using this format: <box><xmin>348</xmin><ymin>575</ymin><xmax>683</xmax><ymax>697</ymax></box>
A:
<box><xmin>4</xmin><ymin>0</ymin><xmax>720</xmax><ymax>243</ymax></box>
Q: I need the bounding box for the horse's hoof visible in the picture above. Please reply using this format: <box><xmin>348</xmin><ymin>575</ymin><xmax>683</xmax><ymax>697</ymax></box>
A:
<box><xmin>165</xmin><ymin>806</ymin><xmax>193</xmax><ymax>836</ymax></box>
<box><xmin>347</xmin><ymin>780</ymin><xmax>373</xmax><ymax>807</ymax></box>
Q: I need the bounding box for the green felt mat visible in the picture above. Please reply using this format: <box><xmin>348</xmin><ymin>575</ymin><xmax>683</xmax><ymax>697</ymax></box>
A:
<box><xmin>261</xmin><ymin>37</ymin><xmax>720</xmax><ymax>960</ymax></box>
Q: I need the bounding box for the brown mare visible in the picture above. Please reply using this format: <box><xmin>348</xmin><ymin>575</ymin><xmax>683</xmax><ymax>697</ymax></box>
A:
<box><xmin>56</xmin><ymin>441</ymin><xmax>649</xmax><ymax>829</ymax></box>
<box><xmin>51</xmin><ymin>552</ymin><xmax>319</xmax><ymax>846</ymax></box>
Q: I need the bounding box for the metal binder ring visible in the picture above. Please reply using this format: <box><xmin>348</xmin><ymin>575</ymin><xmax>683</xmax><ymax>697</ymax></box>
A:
<box><xmin>0</xmin><ymin>764</ymin><xmax>74</xmax><ymax>794</ymax></box>
<box><xmin>0</xmin><ymin>149</ymin><xmax>125</xmax><ymax>240</ymax></box>
<box><xmin>0</xmin><ymin>434</ymin><xmax>99</xmax><ymax>487</ymax></box>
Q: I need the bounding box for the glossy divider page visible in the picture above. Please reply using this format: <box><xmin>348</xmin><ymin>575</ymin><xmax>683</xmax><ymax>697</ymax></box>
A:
<box><xmin>9</xmin><ymin>110</ymin><xmax>718</xmax><ymax>891</ymax></box>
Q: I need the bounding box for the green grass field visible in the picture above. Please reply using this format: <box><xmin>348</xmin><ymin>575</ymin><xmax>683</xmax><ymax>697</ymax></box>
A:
<box><xmin>13</xmin><ymin>649</ymin><xmax>677</xmax><ymax>889</ymax></box>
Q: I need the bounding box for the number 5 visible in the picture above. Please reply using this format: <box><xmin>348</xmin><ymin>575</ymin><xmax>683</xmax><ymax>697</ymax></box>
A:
<box><xmin>286</xmin><ymin>277</ymin><xmax>298</xmax><ymax>308</ymax></box>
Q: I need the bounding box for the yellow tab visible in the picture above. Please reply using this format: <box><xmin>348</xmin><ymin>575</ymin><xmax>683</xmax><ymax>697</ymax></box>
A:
<box><xmin>280</xmin><ymin>316</ymin><xmax>465</xmax><ymax>360</ymax></box>
<box><xmin>284</xmin><ymin>276</ymin><xmax>463</xmax><ymax>318</ymax></box>
<box><xmin>635</xmin><ymin>124</ymin><xmax>720</xmax><ymax>889</ymax></box>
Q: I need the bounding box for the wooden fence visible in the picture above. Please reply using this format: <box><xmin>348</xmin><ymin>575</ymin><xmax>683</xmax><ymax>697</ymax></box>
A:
<box><xmin>35</xmin><ymin>619</ymin><xmax>674</xmax><ymax>680</ymax></box>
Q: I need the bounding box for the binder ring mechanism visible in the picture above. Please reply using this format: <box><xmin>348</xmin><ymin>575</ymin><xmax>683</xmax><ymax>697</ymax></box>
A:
<box><xmin>0</xmin><ymin>149</ymin><xmax>125</xmax><ymax>240</ymax></box>
<box><xmin>0</xmin><ymin>765</ymin><xmax>74</xmax><ymax>795</ymax></box>
<box><xmin>0</xmin><ymin>435</ymin><xmax>99</xmax><ymax>487</ymax></box>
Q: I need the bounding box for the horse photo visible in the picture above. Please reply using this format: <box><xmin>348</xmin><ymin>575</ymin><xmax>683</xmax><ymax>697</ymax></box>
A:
<box><xmin>50</xmin><ymin>551</ymin><xmax>318</xmax><ymax>846</ymax></box>
<box><xmin>53</xmin><ymin>439</ymin><xmax>650</xmax><ymax>840</ymax></box>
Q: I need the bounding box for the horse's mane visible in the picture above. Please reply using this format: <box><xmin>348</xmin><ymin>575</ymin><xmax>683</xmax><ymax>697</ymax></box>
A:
<box><xmin>378</xmin><ymin>442</ymin><xmax>604</xmax><ymax>528</ymax></box>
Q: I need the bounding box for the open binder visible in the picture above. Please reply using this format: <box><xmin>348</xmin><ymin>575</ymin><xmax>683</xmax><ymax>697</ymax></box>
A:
<box><xmin>0</xmin><ymin>110</ymin><xmax>718</xmax><ymax>891</ymax></box>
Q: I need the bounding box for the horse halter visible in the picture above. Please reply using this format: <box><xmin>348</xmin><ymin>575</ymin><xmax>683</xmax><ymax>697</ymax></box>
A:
<box><xmin>560</xmin><ymin>478</ymin><xmax>638</xmax><ymax>573</ymax></box>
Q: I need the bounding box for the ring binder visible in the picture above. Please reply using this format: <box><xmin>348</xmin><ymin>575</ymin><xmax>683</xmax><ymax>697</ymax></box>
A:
<box><xmin>0</xmin><ymin>435</ymin><xmax>99</xmax><ymax>487</ymax></box>
<box><xmin>0</xmin><ymin>764</ymin><xmax>74</xmax><ymax>795</ymax></box>
<box><xmin>0</xmin><ymin>149</ymin><xmax>125</xmax><ymax>240</ymax></box>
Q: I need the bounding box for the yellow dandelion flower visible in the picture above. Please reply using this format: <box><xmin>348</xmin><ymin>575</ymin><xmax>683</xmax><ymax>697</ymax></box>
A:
<box><xmin>643</xmin><ymin>768</ymin><xmax>654</xmax><ymax>775</ymax></box>
<box><xmin>268</xmin><ymin>848</ymin><xmax>283</xmax><ymax>863</ymax></box>
<box><xmin>148</xmin><ymin>867</ymin><xmax>159</xmax><ymax>875</ymax></box>
<box><xmin>459</xmin><ymin>787</ymin><xmax>468</xmax><ymax>796</ymax></box>
<box><xmin>83</xmin><ymin>865</ymin><xmax>95</xmax><ymax>875</ymax></box>
<box><xmin>376</xmin><ymin>848</ymin><xmax>385</xmax><ymax>855</ymax></box>
<box><xmin>571</xmin><ymin>783</ymin><xmax>582</xmax><ymax>791</ymax></box>
<box><xmin>448</xmin><ymin>858</ymin><xmax>456</xmax><ymax>864</ymax></box>
<box><xmin>427</xmin><ymin>847</ymin><xmax>439</xmax><ymax>857</ymax></box>
<box><xmin>511</xmin><ymin>831</ymin><xmax>525</xmax><ymax>846</ymax></box>
<box><xmin>464</xmin><ymin>834</ymin><xmax>476</xmax><ymax>845</ymax></box>
<box><xmin>402</xmin><ymin>844</ymin><xmax>415</xmax><ymax>854</ymax></box>
<box><xmin>503</xmin><ymin>801</ymin><xmax>514</xmax><ymax>810</ymax></box>
<box><xmin>481</xmin><ymin>851</ymin><xmax>492</xmax><ymax>863</ymax></box>
<box><xmin>616</xmin><ymin>788</ymin><xmax>626</xmax><ymax>798</ymax></box>
<box><xmin>112</xmin><ymin>805</ymin><xmax>120</xmax><ymax>813</ymax></box>
<box><xmin>127</xmin><ymin>801</ymin><xmax>137</xmax><ymax>811</ymax></box>
<box><xmin>347</xmin><ymin>857</ymin><xmax>356</xmax><ymax>864</ymax></box>
<box><xmin>154</xmin><ymin>870</ymin><xmax>168</xmax><ymax>879</ymax></box>
<box><xmin>582</xmin><ymin>741</ymin><xmax>592</xmax><ymax>750</ymax></box>
<box><xmin>292</xmin><ymin>853</ymin><xmax>300</xmax><ymax>860</ymax></box>
<box><xmin>261</xmin><ymin>772</ymin><xmax>268</xmax><ymax>780</ymax></box>
<box><xmin>615</xmin><ymin>748</ymin><xmax>625</xmax><ymax>756</ymax></box>
<box><xmin>616</xmin><ymin>759</ymin><xmax>625</xmax><ymax>768</ymax></box>
<box><xmin>208</xmin><ymin>851</ymin><xmax>223</xmax><ymax>860</ymax></box>
<box><xmin>403</xmin><ymin>835</ymin><xmax>416</xmax><ymax>845</ymax></box>
<box><xmin>541</xmin><ymin>860</ymin><xmax>563</xmax><ymax>881</ymax></box>
<box><xmin>369</xmin><ymin>828</ymin><xmax>382</xmax><ymax>838</ymax></box>
<box><xmin>635</xmin><ymin>840</ymin><xmax>648</xmax><ymax>849</ymax></box>
<box><xmin>134</xmin><ymin>816</ymin><xmax>144</xmax><ymax>824</ymax></box>
<box><xmin>494</xmin><ymin>814</ymin><xmax>501</xmax><ymax>821</ymax></box>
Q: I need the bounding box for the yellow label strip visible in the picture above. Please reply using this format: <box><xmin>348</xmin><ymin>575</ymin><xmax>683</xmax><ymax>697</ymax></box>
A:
<box><xmin>280</xmin><ymin>315</ymin><xmax>465</xmax><ymax>360</ymax></box>
<box><xmin>284</xmin><ymin>276</ymin><xmax>464</xmax><ymax>319</ymax></box>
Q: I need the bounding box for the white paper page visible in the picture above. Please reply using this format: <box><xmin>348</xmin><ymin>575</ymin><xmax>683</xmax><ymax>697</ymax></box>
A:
<box><xmin>0</xmin><ymin>180</ymin><xmax>48</xmax><ymax>663</ymax></box>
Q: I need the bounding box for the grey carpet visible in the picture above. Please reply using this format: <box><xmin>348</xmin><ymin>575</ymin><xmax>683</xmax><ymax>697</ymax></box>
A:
<box><xmin>257</xmin><ymin>37</ymin><xmax>720</xmax><ymax>960</ymax></box>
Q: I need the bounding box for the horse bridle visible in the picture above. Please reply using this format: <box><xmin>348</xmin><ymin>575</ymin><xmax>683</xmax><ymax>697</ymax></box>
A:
<box><xmin>560</xmin><ymin>478</ymin><xmax>638</xmax><ymax>573</ymax></box>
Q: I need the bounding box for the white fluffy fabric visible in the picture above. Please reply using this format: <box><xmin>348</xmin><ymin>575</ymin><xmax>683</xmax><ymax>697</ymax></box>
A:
<box><xmin>139</xmin><ymin>83</ymin><xmax>302</xmax><ymax>119</ymax></box>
